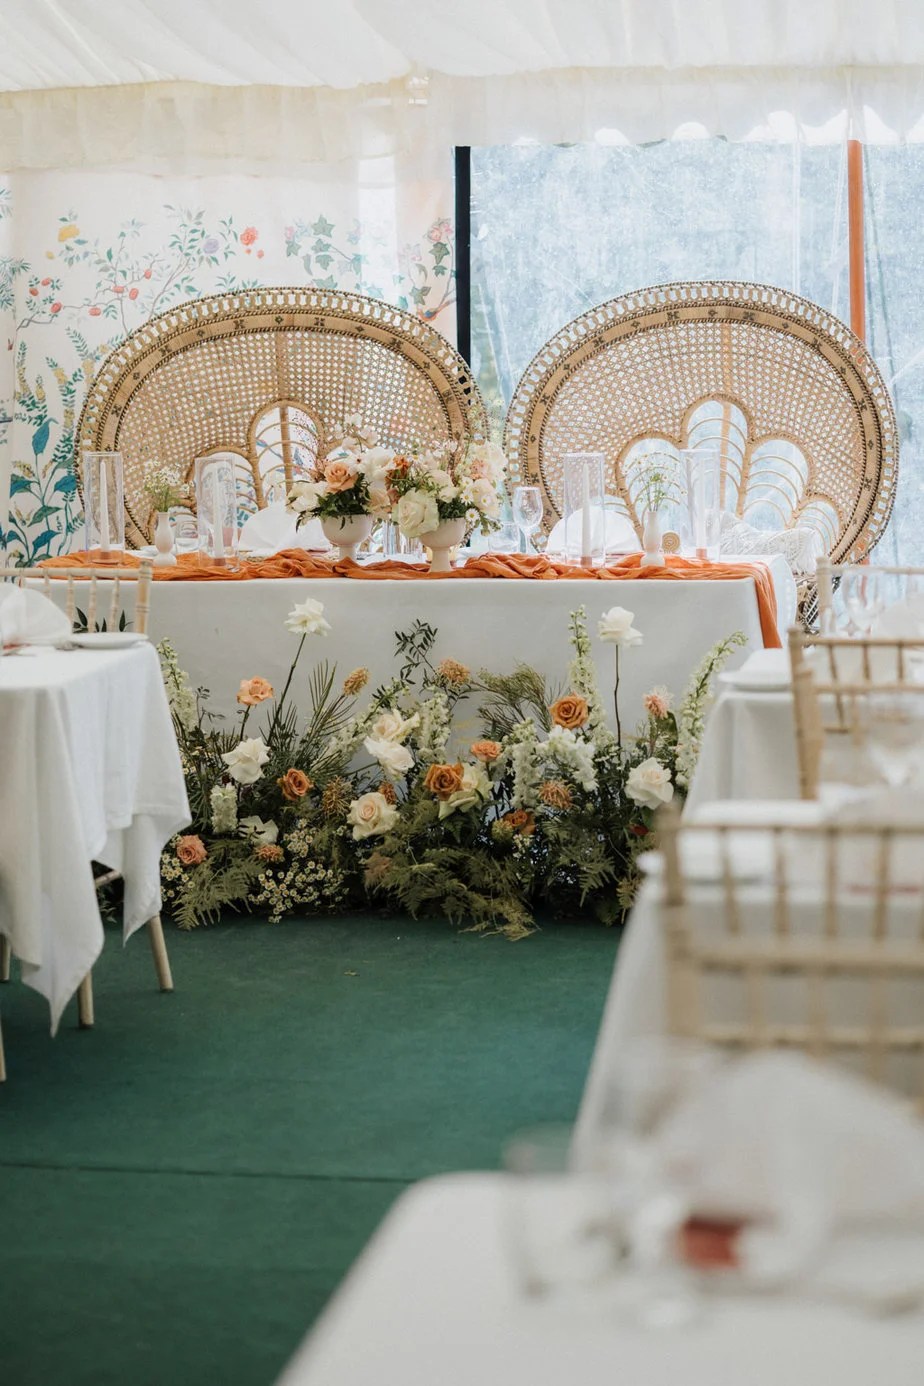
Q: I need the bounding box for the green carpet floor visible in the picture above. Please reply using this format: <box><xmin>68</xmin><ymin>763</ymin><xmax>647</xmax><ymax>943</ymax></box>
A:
<box><xmin>0</xmin><ymin>914</ymin><xmax>618</xmax><ymax>1386</ymax></box>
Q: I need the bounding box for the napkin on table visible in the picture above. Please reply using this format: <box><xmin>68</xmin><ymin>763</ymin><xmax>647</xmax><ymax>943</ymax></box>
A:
<box><xmin>237</xmin><ymin>502</ymin><xmax>330</xmax><ymax>556</ymax></box>
<box><xmin>0</xmin><ymin>584</ymin><xmax>72</xmax><ymax>646</ymax></box>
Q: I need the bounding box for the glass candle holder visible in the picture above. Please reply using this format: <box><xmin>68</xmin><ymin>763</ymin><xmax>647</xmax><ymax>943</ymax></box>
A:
<box><xmin>681</xmin><ymin>448</ymin><xmax>722</xmax><ymax>561</ymax></box>
<box><xmin>195</xmin><ymin>454</ymin><xmax>240</xmax><ymax>568</ymax></box>
<box><xmin>83</xmin><ymin>451</ymin><xmax>125</xmax><ymax>559</ymax></box>
<box><xmin>562</xmin><ymin>453</ymin><xmax>606</xmax><ymax>568</ymax></box>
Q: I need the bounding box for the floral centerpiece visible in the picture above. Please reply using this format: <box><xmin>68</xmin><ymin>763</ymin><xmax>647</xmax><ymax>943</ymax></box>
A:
<box><xmin>143</xmin><ymin>464</ymin><xmax>190</xmax><ymax>566</ymax></box>
<box><xmin>158</xmin><ymin>597</ymin><xmax>743</xmax><ymax>935</ymax></box>
<box><xmin>286</xmin><ymin>415</ymin><xmax>396</xmax><ymax>559</ymax></box>
<box><xmin>390</xmin><ymin>439</ymin><xmax>506</xmax><ymax>570</ymax></box>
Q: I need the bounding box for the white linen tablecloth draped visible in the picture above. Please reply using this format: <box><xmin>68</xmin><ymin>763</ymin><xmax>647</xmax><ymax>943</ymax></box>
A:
<box><xmin>64</xmin><ymin>557</ymin><xmax>795</xmax><ymax>729</ymax></box>
<box><xmin>0</xmin><ymin>642</ymin><xmax>189</xmax><ymax>1032</ymax></box>
<box><xmin>276</xmin><ymin>1175</ymin><xmax>924</xmax><ymax>1386</ymax></box>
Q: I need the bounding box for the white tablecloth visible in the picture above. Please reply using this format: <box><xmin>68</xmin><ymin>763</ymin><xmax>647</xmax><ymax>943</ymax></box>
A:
<box><xmin>277</xmin><ymin>1174</ymin><xmax>924</xmax><ymax>1386</ymax></box>
<box><xmin>685</xmin><ymin>687</ymin><xmax>799</xmax><ymax>809</ymax></box>
<box><xmin>67</xmin><ymin>556</ymin><xmax>795</xmax><ymax>729</ymax></box>
<box><xmin>0</xmin><ymin>642</ymin><xmax>189</xmax><ymax>1032</ymax></box>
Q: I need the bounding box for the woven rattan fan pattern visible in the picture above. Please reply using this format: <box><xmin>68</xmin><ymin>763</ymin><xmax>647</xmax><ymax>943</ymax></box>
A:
<box><xmin>504</xmin><ymin>282</ymin><xmax>898</xmax><ymax>565</ymax></box>
<box><xmin>77</xmin><ymin>288</ymin><xmax>487</xmax><ymax>547</ymax></box>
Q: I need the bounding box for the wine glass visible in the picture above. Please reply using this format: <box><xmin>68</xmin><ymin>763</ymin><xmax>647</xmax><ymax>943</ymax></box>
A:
<box><xmin>841</xmin><ymin>571</ymin><xmax>886</xmax><ymax>635</ymax></box>
<box><xmin>512</xmin><ymin>486</ymin><xmax>544</xmax><ymax>553</ymax></box>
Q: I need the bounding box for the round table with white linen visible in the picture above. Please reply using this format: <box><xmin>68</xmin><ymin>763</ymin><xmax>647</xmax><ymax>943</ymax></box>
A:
<box><xmin>75</xmin><ymin>556</ymin><xmax>796</xmax><ymax>730</ymax></box>
<box><xmin>276</xmin><ymin>1173</ymin><xmax>924</xmax><ymax>1386</ymax></box>
<box><xmin>0</xmin><ymin>641</ymin><xmax>190</xmax><ymax>1032</ymax></box>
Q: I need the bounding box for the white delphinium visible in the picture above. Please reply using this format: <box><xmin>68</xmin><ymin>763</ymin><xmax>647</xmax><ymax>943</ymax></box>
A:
<box><xmin>542</xmin><ymin>725</ymin><xmax>598</xmax><ymax>793</ymax></box>
<box><xmin>674</xmin><ymin>632</ymin><xmax>747</xmax><ymax>788</ymax></box>
<box><xmin>505</xmin><ymin>719</ymin><xmax>543</xmax><ymax>810</ymax></box>
<box><xmin>209</xmin><ymin>784</ymin><xmax>238</xmax><ymax>834</ymax></box>
<box><xmin>157</xmin><ymin>639</ymin><xmax>199</xmax><ymax>732</ymax></box>
<box><xmin>566</xmin><ymin>606</ymin><xmax>615</xmax><ymax>751</ymax></box>
<box><xmin>414</xmin><ymin>691</ymin><xmax>452</xmax><ymax>763</ymax></box>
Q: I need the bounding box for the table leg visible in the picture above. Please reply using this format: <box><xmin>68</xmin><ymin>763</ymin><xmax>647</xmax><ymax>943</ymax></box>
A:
<box><xmin>77</xmin><ymin>974</ymin><xmax>94</xmax><ymax>1028</ymax></box>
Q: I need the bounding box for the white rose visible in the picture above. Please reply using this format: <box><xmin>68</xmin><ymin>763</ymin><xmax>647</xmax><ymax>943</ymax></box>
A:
<box><xmin>285</xmin><ymin>598</ymin><xmax>331</xmax><ymax>637</ymax></box>
<box><xmin>396</xmin><ymin>488</ymin><xmax>440</xmax><ymax>538</ymax></box>
<box><xmin>369</xmin><ymin>708</ymin><xmax>419</xmax><ymax>743</ymax></box>
<box><xmin>471</xmin><ymin>476</ymin><xmax>500</xmax><ymax>518</ymax></box>
<box><xmin>347</xmin><ymin>791</ymin><xmax>399</xmax><ymax>840</ymax></box>
<box><xmin>625</xmin><ymin>757</ymin><xmax>674</xmax><ymax>810</ymax></box>
<box><xmin>429</xmin><ymin>468</ymin><xmax>458</xmax><ymax>502</ymax></box>
<box><xmin>288</xmin><ymin>480</ymin><xmax>327</xmax><ymax>515</ymax></box>
<box><xmin>598</xmin><ymin>606</ymin><xmax>643</xmax><ymax>647</ymax></box>
<box><xmin>357</xmin><ymin>446</ymin><xmax>395</xmax><ymax>478</ymax></box>
<box><xmin>364</xmin><ymin>735</ymin><xmax>414</xmax><ymax>779</ymax></box>
<box><xmin>438</xmin><ymin>763</ymin><xmax>491</xmax><ymax>819</ymax></box>
<box><xmin>221</xmin><ymin>736</ymin><xmax>270</xmax><ymax>785</ymax></box>
<box><xmin>239</xmin><ymin>814</ymin><xmax>278</xmax><ymax>844</ymax></box>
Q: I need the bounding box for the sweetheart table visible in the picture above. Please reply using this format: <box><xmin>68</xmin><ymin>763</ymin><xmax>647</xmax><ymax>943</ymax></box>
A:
<box><xmin>0</xmin><ymin>642</ymin><xmax>189</xmax><ymax>1032</ymax></box>
<box><xmin>39</xmin><ymin>553</ymin><xmax>796</xmax><ymax>728</ymax></box>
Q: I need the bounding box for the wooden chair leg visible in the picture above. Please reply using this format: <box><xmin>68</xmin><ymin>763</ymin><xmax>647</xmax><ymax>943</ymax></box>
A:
<box><xmin>146</xmin><ymin>915</ymin><xmax>174</xmax><ymax>992</ymax></box>
<box><xmin>77</xmin><ymin>973</ymin><xmax>94</xmax><ymax>1028</ymax></box>
<box><xmin>0</xmin><ymin>935</ymin><xmax>10</xmax><ymax>982</ymax></box>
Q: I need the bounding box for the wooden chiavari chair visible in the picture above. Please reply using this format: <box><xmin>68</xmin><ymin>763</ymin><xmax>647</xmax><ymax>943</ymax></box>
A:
<box><xmin>0</xmin><ymin>559</ymin><xmax>172</xmax><ymax>1034</ymax></box>
<box><xmin>658</xmin><ymin>805</ymin><xmax>924</xmax><ymax>1109</ymax></box>
<box><xmin>788</xmin><ymin>624</ymin><xmax>924</xmax><ymax>799</ymax></box>
<box><xmin>816</xmin><ymin>556</ymin><xmax>924</xmax><ymax>633</ymax></box>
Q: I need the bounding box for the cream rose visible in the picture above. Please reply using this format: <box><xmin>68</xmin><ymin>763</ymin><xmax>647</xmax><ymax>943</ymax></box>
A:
<box><xmin>364</xmin><ymin>735</ymin><xmax>414</xmax><ymax>779</ymax></box>
<box><xmin>470</xmin><ymin>476</ymin><xmax>500</xmax><ymax>518</ymax></box>
<box><xmin>396</xmin><ymin>488</ymin><xmax>440</xmax><ymax>538</ymax></box>
<box><xmin>598</xmin><ymin>606</ymin><xmax>643</xmax><ymax>647</ymax></box>
<box><xmin>625</xmin><ymin>757</ymin><xmax>674</xmax><ymax>810</ymax></box>
<box><xmin>369</xmin><ymin>708</ymin><xmax>419</xmax><ymax>743</ymax></box>
<box><xmin>347</xmin><ymin>791</ymin><xmax>399</xmax><ymax>840</ymax></box>
<box><xmin>221</xmin><ymin>736</ymin><xmax>270</xmax><ymax>785</ymax></box>
<box><xmin>429</xmin><ymin>468</ymin><xmax>458</xmax><ymax>502</ymax></box>
<box><xmin>438</xmin><ymin>763</ymin><xmax>491</xmax><ymax>820</ymax></box>
<box><xmin>284</xmin><ymin>598</ymin><xmax>331</xmax><ymax>637</ymax></box>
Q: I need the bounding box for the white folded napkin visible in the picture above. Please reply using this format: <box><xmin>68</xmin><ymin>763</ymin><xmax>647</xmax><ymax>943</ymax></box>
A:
<box><xmin>237</xmin><ymin>502</ymin><xmax>330</xmax><ymax>556</ymax></box>
<box><xmin>0</xmin><ymin>584</ymin><xmax>72</xmax><ymax>646</ymax></box>
<box><xmin>660</xmin><ymin>1052</ymin><xmax>924</xmax><ymax>1294</ymax></box>
<box><xmin>875</xmin><ymin>595</ymin><xmax>924</xmax><ymax>642</ymax></box>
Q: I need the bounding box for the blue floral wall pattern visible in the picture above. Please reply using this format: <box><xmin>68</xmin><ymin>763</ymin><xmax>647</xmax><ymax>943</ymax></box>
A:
<box><xmin>0</xmin><ymin>173</ymin><xmax>455</xmax><ymax>562</ymax></box>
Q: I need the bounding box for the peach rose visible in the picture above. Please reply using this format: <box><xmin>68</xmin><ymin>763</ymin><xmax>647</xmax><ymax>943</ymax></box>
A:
<box><xmin>471</xmin><ymin>739</ymin><xmax>502</xmax><ymax>762</ymax></box>
<box><xmin>237</xmin><ymin>676</ymin><xmax>274</xmax><ymax>707</ymax></box>
<box><xmin>424</xmin><ymin>762</ymin><xmax>465</xmax><ymax>800</ymax></box>
<box><xmin>503</xmin><ymin>809</ymin><xmax>537</xmax><ymax>836</ymax></box>
<box><xmin>392</xmin><ymin>454</ymin><xmax>412</xmax><ymax>475</ymax></box>
<box><xmin>324</xmin><ymin>459</ymin><xmax>359</xmax><ymax>492</ymax></box>
<box><xmin>550</xmin><ymin>694</ymin><xmax>589</xmax><ymax>730</ymax></box>
<box><xmin>278</xmin><ymin>768</ymin><xmax>313</xmax><ymax>802</ymax></box>
<box><xmin>176</xmin><ymin>834</ymin><xmax>207</xmax><ymax>866</ymax></box>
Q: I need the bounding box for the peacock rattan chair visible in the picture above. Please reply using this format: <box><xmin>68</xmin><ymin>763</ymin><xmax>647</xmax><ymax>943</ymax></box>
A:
<box><xmin>76</xmin><ymin>289</ymin><xmax>487</xmax><ymax>547</ymax></box>
<box><xmin>504</xmin><ymin>282</ymin><xmax>898</xmax><ymax>601</ymax></box>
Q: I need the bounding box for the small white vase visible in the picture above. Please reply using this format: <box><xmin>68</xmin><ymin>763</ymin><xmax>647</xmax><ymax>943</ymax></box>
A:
<box><xmin>321</xmin><ymin>513</ymin><xmax>373</xmax><ymax>561</ymax></box>
<box><xmin>640</xmin><ymin>508</ymin><xmax>666</xmax><ymax>569</ymax></box>
<box><xmin>418</xmin><ymin>518</ymin><xmax>467</xmax><ymax>573</ymax></box>
<box><xmin>153</xmin><ymin>510</ymin><xmax>177</xmax><ymax>567</ymax></box>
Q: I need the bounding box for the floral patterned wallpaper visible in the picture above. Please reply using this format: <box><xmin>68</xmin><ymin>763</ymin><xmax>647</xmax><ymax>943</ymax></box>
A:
<box><xmin>0</xmin><ymin>172</ymin><xmax>455</xmax><ymax>562</ymax></box>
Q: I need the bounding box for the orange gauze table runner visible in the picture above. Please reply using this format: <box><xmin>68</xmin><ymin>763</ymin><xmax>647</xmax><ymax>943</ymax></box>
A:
<box><xmin>41</xmin><ymin>550</ymin><xmax>781</xmax><ymax>647</ymax></box>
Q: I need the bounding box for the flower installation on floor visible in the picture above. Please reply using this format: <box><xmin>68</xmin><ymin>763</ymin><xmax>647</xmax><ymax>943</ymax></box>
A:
<box><xmin>158</xmin><ymin>602</ymin><xmax>744</xmax><ymax>937</ymax></box>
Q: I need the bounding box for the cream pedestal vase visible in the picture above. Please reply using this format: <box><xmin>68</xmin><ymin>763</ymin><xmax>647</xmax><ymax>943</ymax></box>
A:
<box><xmin>640</xmin><ymin>509</ymin><xmax>666</xmax><ymax>568</ymax></box>
<box><xmin>418</xmin><ymin>518</ymin><xmax>466</xmax><ymax>573</ymax></box>
<box><xmin>153</xmin><ymin>510</ymin><xmax>177</xmax><ymax>566</ymax></box>
<box><xmin>322</xmin><ymin>514</ymin><xmax>373</xmax><ymax>561</ymax></box>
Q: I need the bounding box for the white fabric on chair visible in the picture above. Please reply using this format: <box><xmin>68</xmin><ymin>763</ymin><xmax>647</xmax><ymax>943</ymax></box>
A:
<box><xmin>0</xmin><ymin>584</ymin><xmax>72</xmax><ymax>645</ymax></box>
<box><xmin>0</xmin><ymin>642</ymin><xmax>189</xmax><ymax>1032</ymax></box>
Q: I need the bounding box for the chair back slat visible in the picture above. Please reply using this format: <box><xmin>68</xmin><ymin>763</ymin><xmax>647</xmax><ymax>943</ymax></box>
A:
<box><xmin>0</xmin><ymin>561</ymin><xmax>154</xmax><ymax>637</ymax></box>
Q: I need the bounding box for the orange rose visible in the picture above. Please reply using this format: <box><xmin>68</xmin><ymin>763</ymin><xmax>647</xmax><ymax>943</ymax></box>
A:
<box><xmin>237</xmin><ymin>676</ymin><xmax>274</xmax><ymax>706</ymax></box>
<box><xmin>176</xmin><ymin>834</ymin><xmax>207</xmax><ymax>865</ymax></box>
<box><xmin>392</xmin><ymin>454</ymin><xmax>412</xmax><ymax>475</ymax></box>
<box><xmin>278</xmin><ymin>768</ymin><xmax>313</xmax><ymax>802</ymax></box>
<box><xmin>424</xmin><ymin>762</ymin><xmax>464</xmax><ymax>800</ymax></box>
<box><xmin>471</xmin><ymin>739</ymin><xmax>502</xmax><ymax>762</ymax></box>
<box><xmin>324</xmin><ymin>459</ymin><xmax>358</xmax><ymax>492</ymax></box>
<box><xmin>503</xmin><ymin>809</ymin><xmax>536</xmax><ymax>836</ymax></box>
<box><xmin>550</xmin><ymin>694</ymin><xmax>589</xmax><ymax>730</ymax></box>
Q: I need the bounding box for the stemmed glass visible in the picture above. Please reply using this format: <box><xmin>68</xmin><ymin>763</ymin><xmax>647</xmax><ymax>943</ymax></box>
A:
<box><xmin>512</xmin><ymin>486</ymin><xmax>544</xmax><ymax>553</ymax></box>
<box><xmin>841</xmin><ymin>571</ymin><xmax>886</xmax><ymax>634</ymax></box>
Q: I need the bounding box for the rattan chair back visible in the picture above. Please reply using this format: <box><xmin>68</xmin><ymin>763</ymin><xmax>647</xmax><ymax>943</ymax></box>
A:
<box><xmin>505</xmin><ymin>282</ymin><xmax>897</xmax><ymax>567</ymax></box>
<box><xmin>1</xmin><ymin>560</ymin><xmax>154</xmax><ymax>635</ymax></box>
<box><xmin>659</xmin><ymin>806</ymin><xmax>924</xmax><ymax>1107</ymax></box>
<box><xmin>76</xmin><ymin>289</ymin><xmax>487</xmax><ymax>547</ymax></box>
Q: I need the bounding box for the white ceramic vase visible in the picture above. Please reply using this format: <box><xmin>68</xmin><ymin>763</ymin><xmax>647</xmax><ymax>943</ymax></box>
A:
<box><xmin>418</xmin><ymin>517</ymin><xmax>466</xmax><ymax>573</ymax></box>
<box><xmin>153</xmin><ymin>510</ymin><xmax>177</xmax><ymax>566</ymax></box>
<box><xmin>640</xmin><ymin>508</ymin><xmax>666</xmax><ymax>568</ymax></box>
<box><xmin>321</xmin><ymin>513</ymin><xmax>373</xmax><ymax>561</ymax></box>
